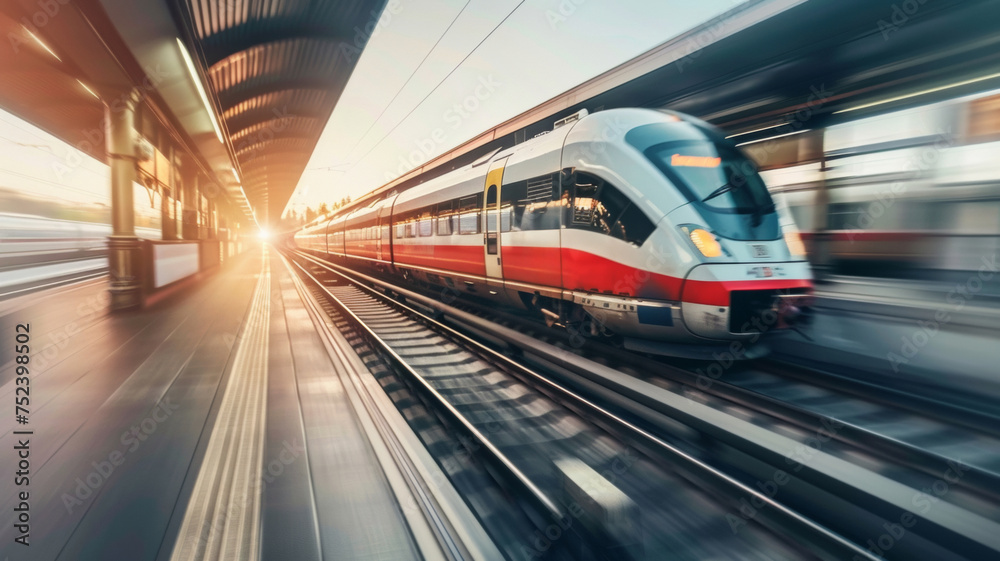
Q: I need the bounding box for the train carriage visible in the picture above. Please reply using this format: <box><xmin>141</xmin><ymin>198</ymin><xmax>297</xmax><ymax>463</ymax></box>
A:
<box><xmin>296</xmin><ymin>108</ymin><xmax>813</xmax><ymax>357</ymax></box>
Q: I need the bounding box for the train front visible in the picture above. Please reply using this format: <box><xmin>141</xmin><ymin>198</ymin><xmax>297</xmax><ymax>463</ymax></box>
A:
<box><xmin>565</xmin><ymin>109</ymin><xmax>813</xmax><ymax>356</ymax></box>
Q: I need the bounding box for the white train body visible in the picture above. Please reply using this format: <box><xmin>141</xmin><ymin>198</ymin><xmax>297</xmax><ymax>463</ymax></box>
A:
<box><xmin>297</xmin><ymin>108</ymin><xmax>813</xmax><ymax>354</ymax></box>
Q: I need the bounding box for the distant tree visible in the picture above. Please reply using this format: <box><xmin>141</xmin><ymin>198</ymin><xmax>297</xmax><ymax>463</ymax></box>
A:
<box><xmin>281</xmin><ymin>210</ymin><xmax>304</xmax><ymax>230</ymax></box>
<box><xmin>318</xmin><ymin>202</ymin><xmax>329</xmax><ymax>215</ymax></box>
<box><xmin>305</xmin><ymin>207</ymin><xmax>317</xmax><ymax>222</ymax></box>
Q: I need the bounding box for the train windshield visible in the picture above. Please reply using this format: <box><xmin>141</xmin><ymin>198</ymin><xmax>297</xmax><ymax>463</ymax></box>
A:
<box><xmin>645</xmin><ymin>141</ymin><xmax>773</xmax><ymax>212</ymax></box>
<box><xmin>641</xmin><ymin>140</ymin><xmax>780</xmax><ymax>240</ymax></box>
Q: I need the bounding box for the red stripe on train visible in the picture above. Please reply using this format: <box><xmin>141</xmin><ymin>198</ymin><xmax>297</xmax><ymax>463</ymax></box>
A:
<box><xmin>500</xmin><ymin>246</ymin><xmax>563</xmax><ymax>288</ymax></box>
<box><xmin>560</xmin><ymin>247</ymin><xmax>681</xmax><ymax>300</ymax></box>
<box><xmin>393</xmin><ymin>243</ymin><xmax>485</xmax><ymax>276</ymax></box>
<box><xmin>681</xmin><ymin>278</ymin><xmax>813</xmax><ymax>306</ymax></box>
<box><xmin>372</xmin><ymin>243</ymin><xmax>811</xmax><ymax>305</ymax></box>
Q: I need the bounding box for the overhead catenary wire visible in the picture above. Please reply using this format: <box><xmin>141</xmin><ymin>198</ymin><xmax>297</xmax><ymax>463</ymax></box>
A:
<box><xmin>343</xmin><ymin>1</ymin><xmax>473</xmax><ymax>162</ymax></box>
<box><xmin>346</xmin><ymin>1</ymin><xmax>526</xmax><ymax>175</ymax></box>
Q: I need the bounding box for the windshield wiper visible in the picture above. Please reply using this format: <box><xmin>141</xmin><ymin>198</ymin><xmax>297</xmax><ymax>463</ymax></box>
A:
<box><xmin>702</xmin><ymin>183</ymin><xmax>736</xmax><ymax>203</ymax></box>
<box><xmin>749</xmin><ymin>202</ymin><xmax>776</xmax><ymax>227</ymax></box>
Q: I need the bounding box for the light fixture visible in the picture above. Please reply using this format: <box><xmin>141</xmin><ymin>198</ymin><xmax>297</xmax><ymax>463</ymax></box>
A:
<box><xmin>77</xmin><ymin>80</ymin><xmax>99</xmax><ymax>99</ymax></box>
<box><xmin>725</xmin><ymin>122</ymin><xmax>789</xmax><ymax>139</ymax></box>
<box><xmin>687</xmin><ymin>227</ymin><xmax>722</xmax><ymax>258</ymax></box>
<box><xmin>23</xmin><ymin>26</ymin><xmax>60</xmax><ymax>61</ymax></box>
<box><xmin>238</xmin><ymin>185</ymin><xmax>260</xmax><ymax>230</ymax></box>
<box><xmin>835</xmin><ymin>71</ymin><xmax>1000</xmax><ymax>114</ymax></box>
<box><xmin>736</xmin><ymin>129</ymin><xmax>810</xmax><ymax>147</ymax></box>
<box><xmin>176</xmin><ymin>38</ymin><xmax>224</xmax><ymax>143</ymax></box>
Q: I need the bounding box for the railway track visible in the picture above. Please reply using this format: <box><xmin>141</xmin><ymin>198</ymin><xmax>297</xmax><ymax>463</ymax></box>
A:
<box><xmin>375</xmin><ymin>262</ymin><xmax>1000</xmax><ymax>504</ymax></box>
<box><xmin>287</xmin><ymin>248</ymin><xmax>1000</xmax><ymax>561</ymax></box>
<box><xmin>285</xmin><ymin>249</ymin><xmax>889</xmax><ymax>561</ymax></box>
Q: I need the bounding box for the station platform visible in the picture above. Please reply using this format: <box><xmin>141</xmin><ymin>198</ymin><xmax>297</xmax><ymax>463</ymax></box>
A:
<box><xmin>0</xmin><ymin>245</ymin><xmax>479</xmax><ymax>561</ymax></box>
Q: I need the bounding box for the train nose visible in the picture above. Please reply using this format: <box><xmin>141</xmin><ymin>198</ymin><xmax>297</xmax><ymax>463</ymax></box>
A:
<box><xmin>680</xmin><ymin>263</ymin><xmax>814</xmax><ymax>340</ymax></box>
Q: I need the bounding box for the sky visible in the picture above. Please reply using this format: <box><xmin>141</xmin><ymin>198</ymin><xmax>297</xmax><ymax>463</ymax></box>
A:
<box><xmin>284</xmin><ymin>0</ymin><xmax>748</xmax><ymax>218</ymax></box>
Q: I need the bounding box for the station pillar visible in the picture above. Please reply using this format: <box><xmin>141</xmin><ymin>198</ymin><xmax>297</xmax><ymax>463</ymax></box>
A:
<box><xmin>182</xmin><ymin>171</ymin><xmax>203</xmax><ymax>240</ymax></box>
<box><xmin>107</xmin><ymin>89</ymin><xmax>143</xmax><ymax>310</ymax></box>
<box><xmin>208</xmin><ymin>194</ymin><xmax>218</xmax><ymax>239</ymax></box>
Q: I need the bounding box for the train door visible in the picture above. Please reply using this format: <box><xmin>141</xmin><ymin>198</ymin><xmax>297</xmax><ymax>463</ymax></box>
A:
<box><xmin>375</xmin><ymin>203</ymin><xmax>385</xmax><ymax>261</ymax></box>
<box><xmin>483</xmin><ymin>157</ymin><xmax>509</xmax><ymax>286</ymax></box>
<box><xmin>383</xmin><ymin>193</ymin><xmax>399</xmax><ymax>268</ymax></box>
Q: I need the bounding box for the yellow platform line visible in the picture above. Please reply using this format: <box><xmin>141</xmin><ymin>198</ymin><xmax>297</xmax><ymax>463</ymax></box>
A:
<box><xmin>170</xmin><ymin>248</ymin><xmax>270</xmax><ymax>561</ymax></box>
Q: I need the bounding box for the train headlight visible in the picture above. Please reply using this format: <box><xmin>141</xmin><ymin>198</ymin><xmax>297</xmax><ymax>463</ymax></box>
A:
<box><xmin>784</xmin><ymin>229</ymin><xmax>806</xmax><ymax>258</ymax></box>
<box><xmin>688</xmin><ymin>228</ymin><xmax>722</xmax><ymax>258</ymax></box>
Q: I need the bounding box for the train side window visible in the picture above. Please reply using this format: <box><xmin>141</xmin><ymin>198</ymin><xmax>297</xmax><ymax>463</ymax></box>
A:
<box><xmin>571</xmin><ymin>172</ymin><xmax>654</xmax><ymax>246</ymax></box>
<box><xmin>571</xmin><ymin>173</ymin><xmax>627</xmax><ymax>232</ymax></box>
<box><xmin>501</xmin><ymin>180</ymin><xmax>526</xmax><ymax>231</ymax></box>
<box><xmin>418</xmin><ymin>210</ymin><xmax>433</xmax><ymax>237</ymax></box>
<box><xmin>485</xmin><ymin>184</ymin><xmax>499</xmax><ymax>235</ymax></box>
<box><xmin>523</xmin><ymin>174</ymin><xmax>559</xmax><ymax>231</ymax></box>
<box><xmin>400</xmin><ymin>212</ymin><xmax>417</xmax><ymax>238</ymax></box>
<box><xmin>437</xmin><ymin>201</ymin><xmax>454</xmax><ymax>235</ymax></box>
<box><xmin>500</xmin><ymin>174</ymin><xmax>560</xmax><ymax>232</ymax></box>
<box><xmin>458</xmin><ymin>195</ymin><xmax>480</xmax><ymax>234</ymax></box>
<box><xmin>572</xmin><ymin>180</ymin><xmax>598</xmax><ymax>226</ymax></box>
<box><xmin>611</xmin><ymin>204</ymin><xmax>655</xmax><ymax>246</ymax></box>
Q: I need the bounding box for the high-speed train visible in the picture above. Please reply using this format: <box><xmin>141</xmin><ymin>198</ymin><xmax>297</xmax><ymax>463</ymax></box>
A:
<box><xmin>295</xmin><ymin>108</ymin><xmax>813</xmax><ymax>356</ymax></box>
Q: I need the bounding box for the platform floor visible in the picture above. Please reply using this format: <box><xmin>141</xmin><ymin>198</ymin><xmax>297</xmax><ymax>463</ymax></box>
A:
<box><xmin>0</xmin><ymin>246</ymin><xmax>421</xmax><ymax>561</ymax></box>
